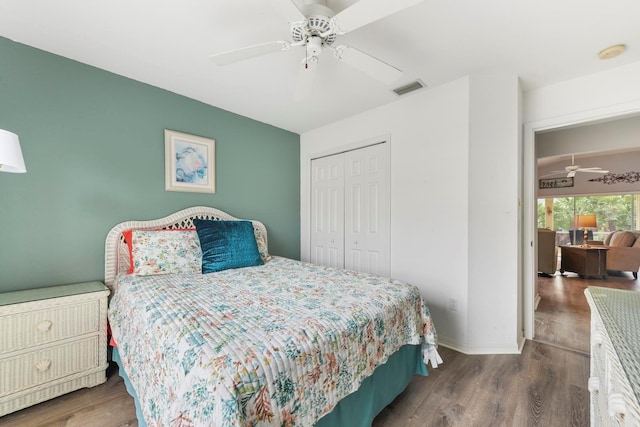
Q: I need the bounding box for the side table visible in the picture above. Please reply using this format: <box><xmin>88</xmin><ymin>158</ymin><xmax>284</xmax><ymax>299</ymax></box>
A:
<box><xmin>560</xmin><ymin>245</ymin><xmax>609</xmax><ymax>279</ymax></box>
<box><xmin>0</xmin><ymin>281</ymin><xmax>109</xmax><ymax>416</ymax></box>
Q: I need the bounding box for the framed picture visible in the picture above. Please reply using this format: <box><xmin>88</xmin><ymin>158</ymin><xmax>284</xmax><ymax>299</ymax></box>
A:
<box><xmin>539</xmin><ymin>177</ymin><xmax>573</xmax><ymax>189</ymax></box>
<box><xmin>165</xmin><ymin>129</ymin><xmax>215</xmax><ymax>193</ymax></box>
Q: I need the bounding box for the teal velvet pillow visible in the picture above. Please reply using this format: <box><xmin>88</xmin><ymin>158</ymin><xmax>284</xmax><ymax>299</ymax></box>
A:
<box><xmin>193</xmin><ymin>219</ymin><xmax>263</xmax><ymax>274</ymax></box>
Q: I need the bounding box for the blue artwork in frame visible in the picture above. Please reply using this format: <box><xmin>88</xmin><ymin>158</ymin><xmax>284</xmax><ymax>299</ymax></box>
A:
<box><xmin>165</xmin><ymin>129</ymin><xmax>215</xmax><ymax>193</ymax></box>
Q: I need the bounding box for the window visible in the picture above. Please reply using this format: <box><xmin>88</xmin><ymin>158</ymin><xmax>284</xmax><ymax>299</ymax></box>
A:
<box><xmin>537</xmin><ymin>194</ymin><xmax>639</xmax><ymax>244</ymax></box>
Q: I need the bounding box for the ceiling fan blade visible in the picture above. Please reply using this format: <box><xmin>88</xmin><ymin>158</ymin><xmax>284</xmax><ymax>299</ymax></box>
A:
<box><xmin>295</xmin><ymin>56</ymin><xmax>318</xmax><ymax>100</ymax></box>
<box><xmin>331</xmin><ymin>0</ymin><xmax>424</xmax><ymax>34</ymax></box>
<box><xmin>567</xmin><ymin>171</ymin><xmax>576</xmax><ymax>178</ymax></box>
<box><xmin>333</xmin><ymin>45</ymin><xmax>402</xmax><ymax>85</ymax></box>
<box><xmin>211</xmin><ymin>41</ymin><xmax>289</xmax><ymax>66</ymax></box>
<box><xmin>578</xmin><ymin>168</ymin><xmax>609</xmax><ymax>174</ymax></box>
<box><xmin>269</xmin><ymin>0</ymin><xmax>306</xmax><ymax>23</ymax></box>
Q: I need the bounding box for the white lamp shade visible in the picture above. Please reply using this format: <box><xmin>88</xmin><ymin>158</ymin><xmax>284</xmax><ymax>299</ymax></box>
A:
<box><xmin>0</xmin><ymin>129</ymin><xmax>27</xmax><ymax>173</ymax></box>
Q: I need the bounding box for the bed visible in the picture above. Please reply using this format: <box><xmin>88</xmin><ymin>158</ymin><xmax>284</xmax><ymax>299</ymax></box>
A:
<box><xmin>105</xmin><ymin>206</ymin><xmax>441</xmax><ymax>426</ymax></box>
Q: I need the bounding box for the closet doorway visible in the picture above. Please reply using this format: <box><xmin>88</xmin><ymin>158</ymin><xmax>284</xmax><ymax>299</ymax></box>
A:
<box><xmin>310</xmin><ymin>142</ymin><xmax>390</xmax><ymax>276</ymax></box>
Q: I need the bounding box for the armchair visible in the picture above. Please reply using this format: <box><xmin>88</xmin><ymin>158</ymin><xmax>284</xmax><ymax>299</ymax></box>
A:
<box><xmin>538</xmin><ymin>228</ymin><xmax>558</xmax><ymax>276</ymax></box>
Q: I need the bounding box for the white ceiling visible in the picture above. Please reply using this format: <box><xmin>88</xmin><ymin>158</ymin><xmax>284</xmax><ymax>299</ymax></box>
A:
<box><xmin>1</xmin><ymin>0</ymin><xmax>639</xmax><ymax>134</ymax></box>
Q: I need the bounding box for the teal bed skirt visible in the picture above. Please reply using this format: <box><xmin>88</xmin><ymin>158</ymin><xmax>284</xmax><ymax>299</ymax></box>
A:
<box><xmin>113</xmin><ymin>344</ymin><xmax>427</xmax><ymax>426</ymax></box>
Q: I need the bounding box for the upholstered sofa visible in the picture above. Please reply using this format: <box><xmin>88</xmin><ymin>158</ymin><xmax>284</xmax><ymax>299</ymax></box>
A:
<box><xmin>589</xmin><ymin>230</ymin><xmax>640</xmax><ymax>278</ymax></box>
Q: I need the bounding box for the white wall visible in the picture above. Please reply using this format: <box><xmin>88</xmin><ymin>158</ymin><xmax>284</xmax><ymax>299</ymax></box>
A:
<box><xmin>467</xmin><ymin>75</ymin><xmax>522</xmax><ymax>351</ymax></box>
<box><xmin>301</xmin><ymin>75</ymin><xmax>522</xmax><ymax>353</ymax></box>
<box><xmin>524</xmin><ymin>61</ymin><xmax>640</xmax><ymax>125</ymax></box>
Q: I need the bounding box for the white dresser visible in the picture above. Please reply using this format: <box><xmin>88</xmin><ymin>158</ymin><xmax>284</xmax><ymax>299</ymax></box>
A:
<box><xmin>0</xmin><ymin>281</ymin><xmax>109</xmax><ymax>416</ymax></box>
<box><xmin>585</xmin><ymin>287</ymin><xmax>640</xmax><ymax>426</ymax></box>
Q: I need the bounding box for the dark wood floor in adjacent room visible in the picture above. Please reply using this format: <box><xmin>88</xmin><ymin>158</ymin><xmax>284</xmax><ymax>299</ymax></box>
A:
<box><xmin>2</xmin><ymin>272</ymin><xmax>637</xmax><ymax>427</ymax></box>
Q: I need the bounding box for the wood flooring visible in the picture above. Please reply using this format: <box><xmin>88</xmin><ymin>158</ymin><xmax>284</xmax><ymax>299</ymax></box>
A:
<box><xmin>534</xmin><ymin>270</ymin><xmax>639</xmax><ymax>354</ymax></box>
<box><xmin>3</xmin><ymin>272</ymin><xmax>637</xmax><ymax>427</ymax></box>
<box><xmin>0</xmin><ymin>363</ymin><xmax>137</xmax><ymax>427</ymax></box>
<box><xmin>373</xmin><ymin>342</ymin><xmax>589</xmax><ymax>427</ymax></box>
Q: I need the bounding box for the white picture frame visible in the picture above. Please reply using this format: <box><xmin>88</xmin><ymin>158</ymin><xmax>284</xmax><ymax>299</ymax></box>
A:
<box><xmin>164</xmin><ymin>129</ymin><xmax>215</xmax><ymax>193</ymax></box>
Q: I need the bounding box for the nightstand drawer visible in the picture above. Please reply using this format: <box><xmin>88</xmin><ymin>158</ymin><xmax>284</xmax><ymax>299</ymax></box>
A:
<box><xmin>0</xmin><ymin>299</ymin><xmax>101</xmax><ymax>353</ymax></box>
<box><xmin>0</xmin><ymin>336</ymin><xmax>100</xmax><ymax>398</ymax></box>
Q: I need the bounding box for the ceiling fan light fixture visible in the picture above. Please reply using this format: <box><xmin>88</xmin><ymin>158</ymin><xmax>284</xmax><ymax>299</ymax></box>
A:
<box><xmin>307</xmin><ymin>35</ymin><xmax>323</xmax><ymax>57</ymax></box>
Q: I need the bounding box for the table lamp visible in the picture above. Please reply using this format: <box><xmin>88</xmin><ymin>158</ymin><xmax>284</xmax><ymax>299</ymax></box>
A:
<box><xmin>575</xmin><ymin>214</ymin><xmax>597</xmax><ymax>247</ymax></box>
<box><xmin>0</xmin><ymin>129</ymin><xmax>27</xmax><ymax>173</ymax></box>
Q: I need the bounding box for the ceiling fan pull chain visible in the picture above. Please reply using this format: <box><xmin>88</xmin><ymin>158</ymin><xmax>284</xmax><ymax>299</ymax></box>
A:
<box><xmin>305</xmin><ymin>43</ymin><xmax>309</xmax><ymax>68</ymax></box>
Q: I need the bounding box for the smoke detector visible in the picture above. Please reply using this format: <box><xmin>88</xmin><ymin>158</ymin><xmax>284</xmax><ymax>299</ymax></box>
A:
<box><xmin>598</xmin><ymin>44</ymin><xmax>626</xmax><ymax>60</ymax></box>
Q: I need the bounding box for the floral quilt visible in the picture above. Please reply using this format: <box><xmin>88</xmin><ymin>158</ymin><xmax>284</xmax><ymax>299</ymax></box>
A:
<box><xmin>108</xmin><ymin>257</ymin><xmax>439</xmax><ymax>426</ymax></box>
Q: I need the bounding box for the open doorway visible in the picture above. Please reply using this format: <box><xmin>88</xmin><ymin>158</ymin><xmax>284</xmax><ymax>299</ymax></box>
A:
<box><xmin>523</xmin><ymin>110</ymin><xmax>640</xmax><ymax>344</ymax></box>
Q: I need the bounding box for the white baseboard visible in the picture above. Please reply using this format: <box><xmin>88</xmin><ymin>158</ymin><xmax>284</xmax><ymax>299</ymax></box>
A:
<box><xmin>438</xmin><ymin>339</ymin><xmax>522</xmax><ymax>355</ymax></box>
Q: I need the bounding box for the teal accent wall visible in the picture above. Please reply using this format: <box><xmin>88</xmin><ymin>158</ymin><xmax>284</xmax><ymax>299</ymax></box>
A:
<box><xmin>0</xmin><ymin>37</ymin><xmax>300</xmax><ymax>292</ymax></box>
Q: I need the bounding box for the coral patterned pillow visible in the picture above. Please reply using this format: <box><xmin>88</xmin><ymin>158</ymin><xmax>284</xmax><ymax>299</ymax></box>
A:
<box><xmin>122</xmin><ymin>230</ymin><xmax>135</xmax><ymax>274</ymax></box>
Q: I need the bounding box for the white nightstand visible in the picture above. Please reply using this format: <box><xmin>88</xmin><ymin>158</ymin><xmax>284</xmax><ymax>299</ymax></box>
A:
<box><xmin>0</xmin><ymin>281</ymin><xmax>110</xmax><ymax>416</ymax></box>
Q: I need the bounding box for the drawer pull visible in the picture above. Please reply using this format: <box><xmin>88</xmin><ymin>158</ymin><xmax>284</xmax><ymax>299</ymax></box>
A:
<box><xmin>36</xmin><ymin>320</ymin><xmax>53</xmax><ymax>332</ymax></box>
<box><xmin>35</xmin><ymin>359</ymin><xmax>52</xmax><ymax>372</ymax></box>
<box><xmin>608</xmin><ymin>393</ymin><xmax>626</xmax><ymax>418</ymax></box>
<box><xmin>588</xmin><ymin>377</ymin><xmax>599</xmax><ymax>392</ymax></box>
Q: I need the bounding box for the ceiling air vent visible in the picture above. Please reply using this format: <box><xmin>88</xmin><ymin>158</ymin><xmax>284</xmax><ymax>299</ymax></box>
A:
<box><xmin>392</xmin><ymin>80</ymin><xmax>426</xmax><ymax>96</ymax></box>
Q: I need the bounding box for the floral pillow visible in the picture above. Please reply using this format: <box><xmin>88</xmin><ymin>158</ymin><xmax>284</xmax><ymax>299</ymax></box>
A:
<box><xmin>131</xmin><ymin>230</ymin><xmax>202</xmax><ymax>276</ymax></box>
<box><xmin>253</xmin><ymin>226</ymin><xmax>272</xmax><ymax>262</ymax></box>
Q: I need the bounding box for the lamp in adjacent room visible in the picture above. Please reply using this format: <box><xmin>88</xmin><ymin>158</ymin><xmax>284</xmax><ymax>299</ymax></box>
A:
<box><xmin>575</xmin><ymin>214</ymin><xmax>597</xmax><ymax>247</ymax></box>
<box><xmin>0</xmin><ymin>129</ymin><xmax>27</xmax><ymax>173</ymax></box>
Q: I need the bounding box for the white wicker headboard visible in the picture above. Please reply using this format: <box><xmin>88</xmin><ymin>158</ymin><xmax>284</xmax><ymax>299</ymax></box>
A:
<box><xmin>104</xmin><ymin>206</ymin><xmax>268</xmax><ymax>289</ymax></box>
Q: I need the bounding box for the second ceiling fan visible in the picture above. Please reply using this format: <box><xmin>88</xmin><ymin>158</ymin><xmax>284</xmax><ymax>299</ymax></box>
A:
<box><xmin>210</xmin><ymin>0</ymin><xmax>424</xmax><ymax>98</ymax></box>
<box><xmin>542</xmin><ymin>154</ymin><xmax>609</xmax><ymax>178</ymax></box>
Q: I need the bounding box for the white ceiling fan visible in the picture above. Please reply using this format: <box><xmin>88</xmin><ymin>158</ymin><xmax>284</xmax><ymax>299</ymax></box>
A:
<box><xmin>542</xmin><ymin>154</ymin><xmax>609</xmax><ymax>178</ymax></box>
<box><xmin>210</xmin><ymin>0</ymin><xmax>424</xmax><ymax>98</ymax></box>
